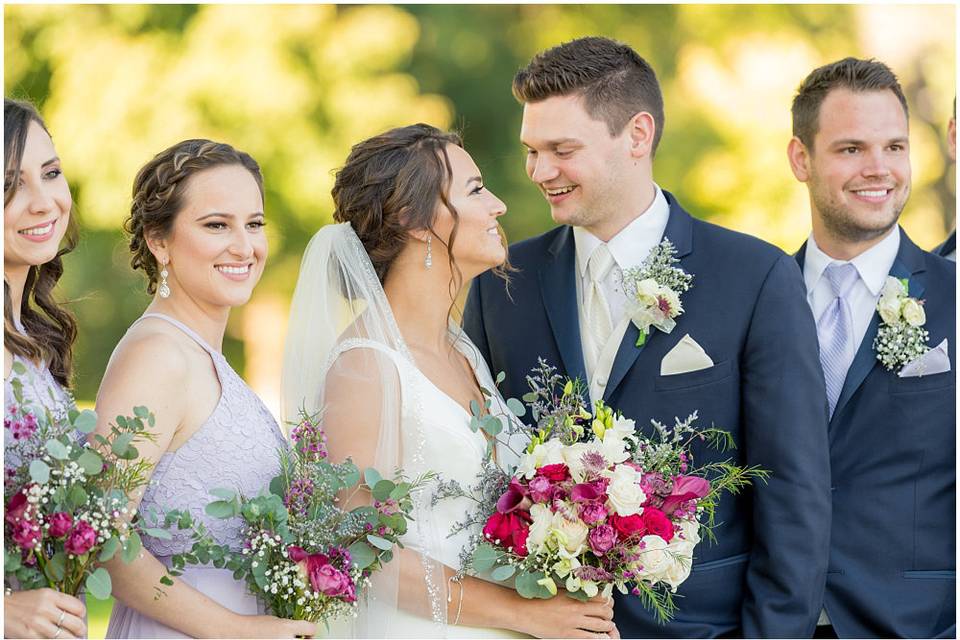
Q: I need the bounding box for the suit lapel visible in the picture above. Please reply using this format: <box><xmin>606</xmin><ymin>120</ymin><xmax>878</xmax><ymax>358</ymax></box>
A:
<box><xmin>829</xmin><ymin>228</ymin><xmax>928</xmax><ymax>425</ymax></box>
<box><xmin>539</xmin><ymin>227</ymin><xmax>588</xmax><ymax>387</ymax></box>
<box><xmin>604</xmin><ymin>191</ymin><xmax>695</xmax><ymax>401</ymax></box>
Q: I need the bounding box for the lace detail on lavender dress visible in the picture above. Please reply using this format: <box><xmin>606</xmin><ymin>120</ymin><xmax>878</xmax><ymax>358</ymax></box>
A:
<box><xmin>132</xmin><ymin>313</ymin><xmax>288</xmax><ymax>556</ymax></box>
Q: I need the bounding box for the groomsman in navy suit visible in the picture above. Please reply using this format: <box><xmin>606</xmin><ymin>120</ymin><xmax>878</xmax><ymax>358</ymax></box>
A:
<box><xmin>935</xmin><ymin>106</ymin><xmax>955</xmax><ymax>261</ymax></box>
<box><xmin>464</xmin><ymin>37</ymin><xmax>831</xmax><ymax>638</ymax></box>
<box><xmin>787</xmin><ymin>58</ymin><xmax>955</xmax><ymax>638</ymax></box>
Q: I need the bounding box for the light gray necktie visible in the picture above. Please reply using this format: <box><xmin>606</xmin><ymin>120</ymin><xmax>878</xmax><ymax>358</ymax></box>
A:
<box><xmin>817</xmin><ymin>263</ymin><xmax>860</xmax><ymax>416</ymax></box>
<box><xmin>584</xmin><ymin>244</ymin><xmax>615</xmax><ymax>363</ymax></box>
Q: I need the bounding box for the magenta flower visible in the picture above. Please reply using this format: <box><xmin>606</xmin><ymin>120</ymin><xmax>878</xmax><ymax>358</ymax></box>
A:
<box><xmin>527</xmin><ymin>475</ymin><xmax>555</xmax><ymax>503</ymax></box>
<box><xmin>5</xmin><ymin>489</ymin><xmax>31</xmax><ymax>525</ymax></box>
<box><xmin>48</xmin><ymin>512</ymin><xmax>74</xmax><ymax>538</ymax></box>
<box><xmin>496</xmin><ymin>479</ymin><xmax>530</xmax><ymax>514</ymax></box>
<box><xmin>579</xmin><ymin>501</ymin><xmax>609</xmax><ymax>525</ymax></box>
<box><xmin>661</xmin><ymin>475</ymin><xmax>711</xmax><ymax>515</ymax></box>
<box><xmin>64</xmin><ymin>520</ymin><xmax>97</xmax><ymax>555</ymax></box>
<box><xmin>12</xmin><ymin>519</ymin><xmax>41</xmax><ymax>549</ymax></box>
<box><xmin>588</xmin><ymin>524</ymin><xmax>617</xmax><ymax>555</ymax></box>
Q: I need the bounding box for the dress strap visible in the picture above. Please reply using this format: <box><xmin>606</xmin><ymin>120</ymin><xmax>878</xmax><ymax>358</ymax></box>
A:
<box><xmin>134</xmin><ymin>313</ymin><xmax>220</xmax><ymax>360</ymax></box>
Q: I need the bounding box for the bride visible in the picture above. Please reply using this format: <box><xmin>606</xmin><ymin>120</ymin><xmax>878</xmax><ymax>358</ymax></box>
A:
<box><xmin>282</xmin><ymin>124</ymin><xmax>618</xmax><ymax>639</ymax></box>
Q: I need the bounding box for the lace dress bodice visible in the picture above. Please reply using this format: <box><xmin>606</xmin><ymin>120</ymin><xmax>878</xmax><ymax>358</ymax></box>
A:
<box><xmin>134</xmin><ymin>313</ymin><xmax>288</xmax><ymax>556</ymax></box>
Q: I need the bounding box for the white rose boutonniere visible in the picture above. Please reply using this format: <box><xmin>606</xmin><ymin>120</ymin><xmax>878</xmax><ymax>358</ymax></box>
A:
<box><xmin>873</xmin><ymin>276</ymin><xmax>931</xmax><ymax>372</ymax></box>
<box><xmin>621</xmin><ymin>239</ymin><xmax>693</xmax><ymax>347</ymax></box>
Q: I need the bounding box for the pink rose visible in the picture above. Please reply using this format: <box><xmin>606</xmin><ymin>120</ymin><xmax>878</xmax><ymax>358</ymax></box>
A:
<box><xmin>536</xmin><ymin>463</ymin><xmax>570</xmax><ymax>483</ymax></box>
<box><xmin>12</xmin><ymin>519</ymin><xmax>40</xmax><ymax>549</ymax></box>
<box><xmin>609</xmin><ymin>513</ymin><xmax>646</xmax><ymax>540</ymax></box>
<box><xmin>579</xmin><ymin>501</ymin><xmax>608</xmax><ymax>525</ymax></box>
<box><xmin>64</xmin><ymin>520</ymin><xmax>97</xmax><ymax>555</ymax></box>
<box><xmin>308</xmin><ymin>557</ymin><xmax>355</xmax><ymax>601</ymax></box>
<box><xmin>482</xmin><ymin>511</ymin><xmax>531</xmax><ymax>557</ymax></box>
<box><xmin>48</xmin><ymin>512</ymin><xmax>73</xmax><ymax>538</ymax></box>
<box><xmin>5</xmin><ymin>488</ymin><xmax>31</xmax><ymax>525</ymax></box>
<box><xmin>588</xmin><ymin>524</ymin><xmax>617</xmax><ymax>555</ymax></box>
<box><xmin>641</xmin><ymin>507</ymin><xmax>674</xmax><ymax>542</ymax></box>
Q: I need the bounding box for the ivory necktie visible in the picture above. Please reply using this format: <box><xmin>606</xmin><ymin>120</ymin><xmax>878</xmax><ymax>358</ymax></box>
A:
<box><xmin>584</xmin><ymin>244</ymin><xmax>616</xmax><ymax>364</ymax></box>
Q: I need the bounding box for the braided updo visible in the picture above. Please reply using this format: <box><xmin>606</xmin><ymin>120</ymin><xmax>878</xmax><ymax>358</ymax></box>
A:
<box><xmin>126</xmin><ymin>139</ymin><xmax>264</xmax><ymax>294</ymax></box>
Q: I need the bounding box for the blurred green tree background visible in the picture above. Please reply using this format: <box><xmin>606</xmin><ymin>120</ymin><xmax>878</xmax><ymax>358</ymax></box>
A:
<box><xmin>4</xmin><ymin>5</ymin><xmax>955</xmax><ymax>635</ymax></box>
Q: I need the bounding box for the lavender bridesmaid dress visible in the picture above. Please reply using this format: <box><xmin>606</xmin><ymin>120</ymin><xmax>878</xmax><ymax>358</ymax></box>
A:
<box><xmin>106</xmin><ymin>313</ymin><xmax>288</xmax><ymax>638</ymax></box>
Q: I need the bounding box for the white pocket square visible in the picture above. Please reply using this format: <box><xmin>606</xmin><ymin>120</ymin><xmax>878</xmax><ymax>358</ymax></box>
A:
<box><xmin>899</xmin><ymin>339</ymin><xmax>951</xmax><ymax>378</ymax></box>
<box><xmin>660</xmin><ymin>334</ymin><xmax>715</xmax><ymax>376</ymax></box>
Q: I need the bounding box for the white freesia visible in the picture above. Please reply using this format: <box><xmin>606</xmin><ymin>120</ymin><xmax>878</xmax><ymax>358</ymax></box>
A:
<box><xmin>603</xmin><ymin>463</ymin><xmax>646</xmax><ymax>516</ymax></box>
<box><xmin>517</xmin><ymin>439</ymin><xmax>566</xmax><ymax>479</ymax></box>
<box><xmin>877</xmin><ymin>294</ymin><xmax>902</xmax><ymax>325</ymax></box>
<box><xmin>901</xmin><ymin>298</ymin><xmax>926</xmax><ymax>327</ymax></box>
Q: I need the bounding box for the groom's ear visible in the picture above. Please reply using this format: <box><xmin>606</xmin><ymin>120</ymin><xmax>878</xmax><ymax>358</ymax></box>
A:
<box><xmin>626</xmin><ymin>111</ymin><xmax>656</xmax><ymax>159</ymax></box>
<box><xmin>787</xmin><ymin>137</ymin><xmax>812</xmax><ymax>182</ymax></box>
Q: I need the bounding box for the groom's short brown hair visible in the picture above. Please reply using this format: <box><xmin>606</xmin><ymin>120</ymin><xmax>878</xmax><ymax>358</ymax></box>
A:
<box><xmin>513</xmin><ymin>36</ymin><xmax>665</xmax><ymax>154</ymax></box>
<box><xmin>792</xmin><ymin>57</ymin><xmax>909</xmax><ymax>150</ymax></box>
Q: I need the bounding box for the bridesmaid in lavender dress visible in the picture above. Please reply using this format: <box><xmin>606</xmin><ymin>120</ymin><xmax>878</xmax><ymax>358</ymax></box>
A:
<box><xmin>94</xmin><ymin>139</ymin><xmax>315</xmax><ymax>638</ymax></box>
<box><xmin>3</xmin><ymin>98</ymin><xmax>87</xmax><ymax>640</ymax></box>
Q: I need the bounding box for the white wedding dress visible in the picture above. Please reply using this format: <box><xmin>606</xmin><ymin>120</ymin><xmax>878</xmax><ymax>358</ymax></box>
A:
<box><xmin>325</xmin><ymin>333</ymin><xmax>528</xmax><ymax>639</ymax></box>
<box><xmin>283</xmin><ymin>222</ymin><xmax>527</xmax><ymax>638</ymax></box>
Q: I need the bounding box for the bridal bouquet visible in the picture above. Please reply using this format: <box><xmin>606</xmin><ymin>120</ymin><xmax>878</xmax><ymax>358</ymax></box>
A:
<box><xmin>163</xmin><ymin>409</ymin><xmax>435</xmax><ymax>627</ymax></box>
<box><xmin>4</xmin><ymin>369</ymin><xmax>166</xmax><ymax>600</ymax></box>
<box><xmin>437</xmin><ymin>360</ymin><xmax>767</xmax><ymax>623</ymax></box>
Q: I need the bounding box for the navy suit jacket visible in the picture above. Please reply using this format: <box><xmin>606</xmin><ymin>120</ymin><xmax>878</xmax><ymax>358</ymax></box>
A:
<box><xmin>934</xmin><ymin>229</ymin><xmax>955</xmax><ymax>258</ymax></box>
<box><xmin>465</xmin><ymin>192</ymin><xmax>832</xmax><ymax>638</ymax></box>
<box><xmin>796</xmin><ymin>230</ymin><xmax>956</xmax><ymax>639</ymax></box>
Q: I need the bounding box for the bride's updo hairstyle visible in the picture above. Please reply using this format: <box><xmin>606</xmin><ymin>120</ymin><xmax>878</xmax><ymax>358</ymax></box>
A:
<box><xmin>126</xmin><ymin>139</ymin><xmax>264</xmax><ymax>294</ymax></box>
<box><xmin>332</xmin><ymin>123</ymin><xmax>507</xmax><ymax>298</ymax></box>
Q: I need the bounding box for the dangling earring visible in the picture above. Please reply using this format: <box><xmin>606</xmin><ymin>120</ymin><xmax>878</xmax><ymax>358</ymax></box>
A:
<box><xmin>425</xmin><ymin>236</ymin><xmax>433</xmax><ymax>269</ymax></box>
<box><xmin>158</xmin><ymin>259</ymin><xmax>171</xmax><ymax>298</ymax></box>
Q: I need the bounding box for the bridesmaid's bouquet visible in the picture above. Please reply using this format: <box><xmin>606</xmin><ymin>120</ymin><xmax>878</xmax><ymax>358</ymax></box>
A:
<box><xmin>4</xmin><ymin>368</ymin><xmax>166</xmax><ymax>600</ymax></box>
<box><xmin>437</xmin><ymin>360</ymin><xmax>767</xmax><ymax>623</ymax></box>
<box><xmin>164</xmin><ymin>409</ymin><xmax>434</xmax><ymax>627</ymax></box>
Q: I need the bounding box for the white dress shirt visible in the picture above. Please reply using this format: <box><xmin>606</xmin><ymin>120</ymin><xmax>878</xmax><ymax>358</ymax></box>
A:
<box><xmin>574</xmin><ymin>185</ymin><xmax>670</xmax><ymax>390</ymax></box>
<box><xmin>803</xmin><ymin>226</ymin><xmax>901</xmax><ymax>358</ymax></box>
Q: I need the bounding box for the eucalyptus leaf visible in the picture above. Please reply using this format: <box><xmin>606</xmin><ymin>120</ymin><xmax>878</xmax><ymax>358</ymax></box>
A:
<box><xmin>29</xmin><ymin>459</ymin><xmax>49</xmax><ymax>484</ymax></box>
<box><xmin>67</xmin><ymin>485</ymin><xmax>88</xmax><ymax>510</ymax></box>
<box><xmin>133</xmin><ymin>406</ymin><xmax>150</xmax><ymax>420</ymax></box>
<box><xmin>86</xmin><ymin>567</ymin><xmax>112</xmax><ymax>600</ymax></box>
<box><xmin>347</xmin><ymin>542</ymin><xmax>375</xmax><ymax>570</ymax></box>
<box><xmin>269</xmin><ymin>475</ymin><xmax>287</xmax><ymax>498</ymax></box>
<box><xmin>371</xmin><ymin>479</ymin><xmax>394</xmax><ymax>501</ymax></box>
<box><xmin>44</xmin><ymin>552</ymin><xmax>66</xmax><ymax>582</ymax></box>
<box><xmin>481</xmin><ymin>415</ymin><xmax>503</xmax><ymax>437</ymax></box>
<box><xmin>205</xmin><ymin>500</ymin><xmax>239</xmax><ymax>519</ymax></box>
<box><xmin>363</xmin><ymin>468</ymin><xmax>382</xmax><ymax>488</ymax></box>
<box><xmin>143</xmin><ymin>527</ymin><xmax>173</xmax><ymax>540</ymax></box>
<box><xmin>77</xmin><ymin>450</ymin><xmax>103</xmax><ymax>476</ymax></box>
<box><xmin>496</xmin><ymin>371</ymin><xmax>506</xmax><ymax>384</ymax></box>
<box><xmin>4</xmin><ymin>549</ymin><xmax>21</xmax><ymax>572</ymax></box>
<box><xmin>515</xmin><ymin>570</ymin><xmax>553</xmax><ymax>599</ymax></box>
<box><xmin>469</xmin><ymin>399</ymin><xmax>481</xmax><ymax>417</ymax></box>
<box><xmin>389</xmin><ymin>482</ymin><xmax>411</xmax><ymax>500</ymax></box>
<box><xmin>522</xmin><ymin>392</ymin><xmax>538</xmax><ymax>403</ymax></box>
<box><xmin>472</xmin><ymin>543</ymin><xmax>499</xmax><ymax>573</ymax></box>
<box><xmin>209</xmin><ymin>487</ymin><xmax>238</xmax><ymax>502</ymax></box>
<box><xmin>121</xmin><ymin>531</ymin><xmax>143</xmax><ymax>564</ymax></box>
<box><xmin>506</xmin><ymin>398</ymin><xmax>526</xmax><ymax>418</ymax></box>
<box><xmin>491</xmin><ymin>564</ymin><xmax>517</xmax><ymax>581</ymax></box>
<box><xmin>342</xmin><ymin>461</ymin><xmax>360</xmax><ymax>487</ymax></box>
<box><xmin>45</xmin><ymin>438</ymin><xmax>70</xmax><ymax>460</ymax></box>
<box><xmin>366</xmin><ymin>534</ymin><xmax>393</xmax><ymax>551</ymax></box>
<box><xmin>111</xmin><ymin>432</ymin><xmax>135</xmax><ymax>457</ymax></box>
<box><xmin>72</xmin><ymin>410</ymin><xmax>98</xmax><ymax>434</ymax></box>
<box><xmin>99</xmin><ymin>536</ymin><xmax>121</xmax><ymax>562</ymax></box>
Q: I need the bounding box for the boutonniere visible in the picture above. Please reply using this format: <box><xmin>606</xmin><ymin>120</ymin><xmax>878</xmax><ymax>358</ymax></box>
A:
<box><xmin>873</xmin><ymin>276</ymin><xmax>930</xmax><ymax>371</ymax></box>
<box><xmin>620</xmin><ymin>239</ymin><xmax>693</xmax><ymax>347</ymax></box>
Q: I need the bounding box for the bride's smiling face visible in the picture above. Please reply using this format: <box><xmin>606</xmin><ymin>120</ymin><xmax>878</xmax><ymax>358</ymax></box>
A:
<box><xmin>432</xmin><ymin>144</ymin><xmax>507</xmax><ymax>280</ymax></box>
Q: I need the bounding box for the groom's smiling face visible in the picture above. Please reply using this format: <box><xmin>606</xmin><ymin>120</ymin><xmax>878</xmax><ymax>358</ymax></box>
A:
<box><xmin>520</xmin><ymin>94</ymin><xmax>634</xmax><ymax>231</ymax></box>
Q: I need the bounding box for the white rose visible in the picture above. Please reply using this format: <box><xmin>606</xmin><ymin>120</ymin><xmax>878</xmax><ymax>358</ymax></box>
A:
<box><xmin>635</xmin><ymin>278</ymin><xmax>660</xmax><ymax>306</ymax></box>
<box><xmin>676</xmin><ymin>519</ymin><xmax>702</xmax><ymax>549</ymax></box>
<box><xmin>880</xmin><ymin>276</ymin><xmax>907</xmax><ymax>299</ymax></box>
<box><xmin>604</xmin><ymin>463</ymin><xmax>646</xmax><ymax>516</ymax></box>
<box><xmin>877</xmin><ymin>295</ymin><xmax>902</xmax><ymax>325</ymax></box>
<box><xmin>552</xmin><ymin>508</ymin><xmax>589</xmax><ymax>556</ymax></box>
<box><xmin>526</xmin><ymin>504</ymin><xmax>554</xmax><ymax>554</ymax></box>
<box><xmin>634</xmin><ymin>534</ymin><xmax>672</xmax><ymax>580</ymax></box>
<box><xmin>660</xmin><ymin>554</ymin><xmax>693</xmax><ymax>592</ymax></box>
<box><xmin>901</xmin><ymin>298</ymin><xmax>926</xmax><ymax>327</ymax></box>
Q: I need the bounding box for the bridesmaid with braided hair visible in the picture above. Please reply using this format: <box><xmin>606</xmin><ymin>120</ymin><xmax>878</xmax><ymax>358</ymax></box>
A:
<box><xmin>95</xmin><ymin>139</ymin><xmax>315</xmax><ymax>638</ymax></box>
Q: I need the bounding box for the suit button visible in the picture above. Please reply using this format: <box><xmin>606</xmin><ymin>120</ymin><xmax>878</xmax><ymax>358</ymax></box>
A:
<box><xmin>597</xmin><ymin>377</ymin><xmax>607</xmax><ymax>387</ymax></box>
<box><xmin>830</xmin><ymin>486</ymin><xmax>837</xmax><ymax>491</ymax></box>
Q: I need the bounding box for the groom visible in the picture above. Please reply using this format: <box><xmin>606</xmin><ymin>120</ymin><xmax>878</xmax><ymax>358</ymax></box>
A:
<box><xmin>464</xmin><ymin>37</ymin><xmax>831</xmax><ymax>638</ymax></box>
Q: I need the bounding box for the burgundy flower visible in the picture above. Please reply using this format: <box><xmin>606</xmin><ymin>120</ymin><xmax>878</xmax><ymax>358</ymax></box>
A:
<box><xmin>64</xmin><ymin>520</ymin><xmax>97</xmax><ymax>556</ymax></box>
<box><xmin>48</xmin><ymin>512</ymin><xmax>73</xmax><ymax>538</ymax></box>
<box><xmin>536</xmin><ymin>463</ymin><xmax>570</xmax><ymax>483</ymax></box>
<box><xmin>661</xmin><ymin>476</ymin><xmax>711</xmax><ymax>516</ymax></box>
<box><xmin>495</xmin><ymin>479</ymin><xmax>530</xmax><ymax>514</ymax></box>
<box><xmin>5</xmin><ymin>489</ymin><xmax>30</xmax><ymax>525</ymax></box>
<box><xmin>588</xmin><ymin>524</ymin><xmax>617</xmax><ymax>555</ymax></box>
<box><xmin>641</xmin><ymin>507</ymin><xmax>674</xmax><ymax>542</ymax></box>
<box><xmin>12</xmin><ymin>519</ymin><xmax>40</xmax><ymax>549</ymax></box>
<box><xmin>609</xmin><ymin>513</ymin><xmax>646</xmax><ymax>540</ymax></box>
<box><xmin>482</xmin><ymin>511</ymin><xmax>531</xmax><ymax>556</ymax></box>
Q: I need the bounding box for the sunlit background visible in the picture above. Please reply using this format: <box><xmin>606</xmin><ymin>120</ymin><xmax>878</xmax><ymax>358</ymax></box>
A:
<box><xmin>4</xmin><ymin>4</ymin><xmax>955</xmax><ymax>635</ymax></box>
